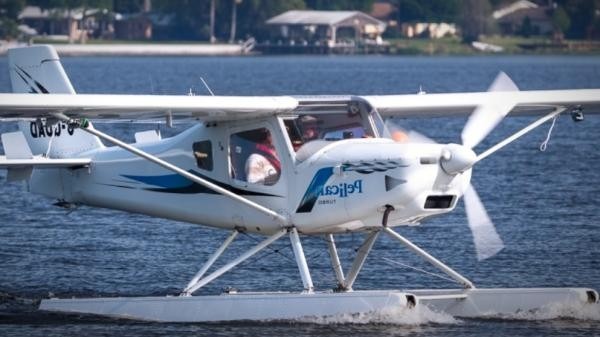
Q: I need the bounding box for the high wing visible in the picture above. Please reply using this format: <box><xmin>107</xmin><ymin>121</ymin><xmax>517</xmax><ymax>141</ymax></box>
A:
<box><xmin>0</xmin><ymin>89</ymin><xmax>599</xmax><ymax>122</ymax></box>
<box><xmin>0</xmin><ymin>93</ymin><xmax>298</xmax><ymax>122</ymax></box>
<box><xmin>365</xmin><ymin>89</ymin><xmax>600</xmax><ymax>117</ymax></box>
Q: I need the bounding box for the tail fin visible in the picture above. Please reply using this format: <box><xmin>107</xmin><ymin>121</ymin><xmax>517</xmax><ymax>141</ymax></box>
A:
<box><xmin>8</xmin><ymin>45</ymin><xmax>75</xmax><ymax>94</ymax></box>
<box><xmin>8</xmin><ymin>45</ymin><xmax>103</xmax><ymax>157</ymax></box>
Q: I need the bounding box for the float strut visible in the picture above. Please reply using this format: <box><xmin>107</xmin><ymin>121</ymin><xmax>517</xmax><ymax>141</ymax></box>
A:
<box><xmin>325</xmin><ymin>234</ymin><xmax>346</xmax><ymax>288</ymax></box>
<box><xmin>182</xmin><ymin>230</ymin><xmax>239</xmax><ymax>296</ymax></box>
<box><xmin>289</xmin><ymin>227</ymin><xmax>314</xmax><ymax>292</ymax></box>
<box><xmin>184</xmin><ymin>229</ymin><xmax>286</xmax><ymax>295</ymax></box>
<box><xmin>343</xmin><ymin>231</ymin><xmax>379</xmax><ymax>291</ymax></box>
<box><xmin>383</xmin><ymin>227</ymin><xmax>475</xmax><ymax>289</ymax></box>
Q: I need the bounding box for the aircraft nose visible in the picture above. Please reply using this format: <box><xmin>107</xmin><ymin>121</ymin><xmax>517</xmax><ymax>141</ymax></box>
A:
<box><xmin>440</xmin><ymin>144</ymin><xmax>477</xmax><ymax>175</ymax></box>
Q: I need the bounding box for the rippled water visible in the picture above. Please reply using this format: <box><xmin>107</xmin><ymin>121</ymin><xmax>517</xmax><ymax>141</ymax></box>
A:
<box><xmin>0</xmin><ymin>55</ymin><xmax>599</xmax><ymax>336</ymax></box>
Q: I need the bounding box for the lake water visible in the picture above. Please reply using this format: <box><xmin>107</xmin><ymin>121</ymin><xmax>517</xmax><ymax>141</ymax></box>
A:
<box><xmin>0</xmin><ymin>54</ymin><xmax>599</xmax><ymax>336</ymax></box>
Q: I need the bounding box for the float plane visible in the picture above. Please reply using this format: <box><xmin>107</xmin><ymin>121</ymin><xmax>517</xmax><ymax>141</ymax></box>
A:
<box><xmin>0</xmin><ymin>45</ymin><xmax>598</xmax><ymax>322</ymax></box>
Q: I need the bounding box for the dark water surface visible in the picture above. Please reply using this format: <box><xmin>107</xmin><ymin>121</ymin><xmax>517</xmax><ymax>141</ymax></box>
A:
<box><xmin>0</xmin><ymin>55</ymin><xmax>599</xmax><ymax>336</ymax></box>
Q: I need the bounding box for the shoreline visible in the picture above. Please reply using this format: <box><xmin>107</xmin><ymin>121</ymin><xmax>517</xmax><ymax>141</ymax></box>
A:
<box><xmin>1</xmin><ymin>39</ymin><xmax>599</xmax><ymax>56</ymax></box>
<box><xmin>0</xmin><ymin>42</ymin><xmax>249</xmax><ymax>56</ymax></box>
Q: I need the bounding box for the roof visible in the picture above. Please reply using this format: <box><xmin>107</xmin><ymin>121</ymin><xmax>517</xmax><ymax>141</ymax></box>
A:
<box><xmin>19</xmin><ymin>6</ymin><xmax>101</xmax><ymax>20</ymax></box>
<box><xmin>492</xmin><ymin>0</ymin><xmax>538</xmax><ymax>19</ymax></box>
<box><xmin>266</xmin><ymin>10</ymin><xmax>385</xmax><ymax>28</ymax></box>
<box><xmin>370</xmin><ymin>2</ymin><xmax>395</xmax><ymax>20</ymax></box>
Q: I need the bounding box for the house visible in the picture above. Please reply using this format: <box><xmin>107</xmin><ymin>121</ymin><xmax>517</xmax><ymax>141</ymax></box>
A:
<box><xmin>265</xmin><ymin>10</ymin><xmax>387</xmax><ymax>49</ymax></box>
<box><xmin>493</xmin><ymin>0</ymin><xmax>554</xmax><ymax>36</ymax></box>
<box><xmin>18</xmin><ymin>6</ymin><xmax>110</xmax><ymax>42</ymax></box>
<box><xmin>114</xmin><ymin>13</ymin><xmax>152</xmax><ymax>40</ymax></box>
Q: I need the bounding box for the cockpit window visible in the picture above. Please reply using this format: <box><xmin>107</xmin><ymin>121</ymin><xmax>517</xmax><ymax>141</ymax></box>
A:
<box><xmin>193</xmin><ymin>140</ymin><xmax>213</xmax><ymax>171</ymax></box>
<box><xmin>230</xmin><ymin>127</ymin><xmax>281</xmax><ymax>186</ymax></box>
<box><xmin>285</xmin><ymin>110</ymin><xmax>374</xmax><ymax>153</ymax></box>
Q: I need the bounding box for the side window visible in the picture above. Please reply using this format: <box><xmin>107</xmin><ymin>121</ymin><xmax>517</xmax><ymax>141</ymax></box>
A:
<box><xmin>230</xmin><ymin>128</ymin><xmax>281</xmax><ymax>186</ymax></box>
<box><xmin>193</xmin><ymin>141</ymin><xmax>213</xmax><ymax>171</ymax></box>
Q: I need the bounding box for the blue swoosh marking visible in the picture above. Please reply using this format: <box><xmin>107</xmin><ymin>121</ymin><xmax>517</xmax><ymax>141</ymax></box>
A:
<box><xmin>296</xmin><ymin>167</ymin><xmax>334</xmax><ymax>213</ymax></box>
<box><xmin>122</xmin><ymin>173</ymin><xmax>192</xmax><ymax>189</ymax></box>
<box><xmin>119</xmin><ymin>171</ymin><xmax>279</xmax><ymax>197</ymax></box>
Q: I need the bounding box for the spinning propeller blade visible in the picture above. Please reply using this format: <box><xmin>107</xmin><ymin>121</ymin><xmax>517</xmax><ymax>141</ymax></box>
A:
<box><xmin>463</xmin><ymin>184</ymin><xmax>504</xmax><ymax>260</ymax></box>
<box><xmin>456</xmin><ymin>73</ymin><xmax>513</xmax><ymax>259</ymax></box>
<box><xmin>461</xmin><ymin>72</ymin><xmax>519</xmax><ymax>148</ymax></box>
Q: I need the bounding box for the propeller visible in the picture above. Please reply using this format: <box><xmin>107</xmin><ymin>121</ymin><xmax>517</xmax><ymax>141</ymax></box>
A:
<box><xmin>463</xmin><ymin>184</ymin><xmax>504</xmax><ymax>261</ymax></box>
<box><xmin>386</xmin><ymin>72</ymin><xmax>518</xmax><ymax>260</ymax></box>
<box><xmin>456</xmin><ymin>72</ymin><xmax>519</xmax><ymax>260</ymax></box>
<box><xmin>461</xmin><ymin>71</ymin><xmax>519</xmax><ymax>149</ymax></box>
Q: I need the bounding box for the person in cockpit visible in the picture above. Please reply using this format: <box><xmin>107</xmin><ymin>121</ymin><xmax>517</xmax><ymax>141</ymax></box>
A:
<box><xmin>245</xmin><ymin>129</ymin><xmax>280</xmax><ymax>185</ymax></box>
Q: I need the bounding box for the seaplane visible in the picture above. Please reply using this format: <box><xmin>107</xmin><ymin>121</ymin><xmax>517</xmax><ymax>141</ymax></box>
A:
<box><xmin>0</xmin><ymin>45</ymin><xmax>598</xmax><ymax>322</ymax></box>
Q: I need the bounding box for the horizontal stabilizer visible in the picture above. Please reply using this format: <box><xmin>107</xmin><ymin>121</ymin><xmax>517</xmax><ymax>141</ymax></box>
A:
<box><xmin>0</xmin><ymin>156</ymin><xmax>91</xmax><ymax>169</ymax></box>
<box><xmin>1</xmin><ymin>131</ymin><xmax>33</xmax><ymax>159</ymax></box>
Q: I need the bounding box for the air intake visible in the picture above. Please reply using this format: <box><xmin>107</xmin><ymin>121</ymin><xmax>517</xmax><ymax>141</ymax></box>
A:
<box><xmin>424</xmin><ymin>195</ymin><xmax>454</xmax><ymax>209</ymax></box>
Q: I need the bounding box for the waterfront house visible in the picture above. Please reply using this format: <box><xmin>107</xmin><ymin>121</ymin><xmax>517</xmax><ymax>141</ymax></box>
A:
<box><xmin>263</xmin><ymin>10</ymin><xmax>387</xmax><ymax>54</ymax></box>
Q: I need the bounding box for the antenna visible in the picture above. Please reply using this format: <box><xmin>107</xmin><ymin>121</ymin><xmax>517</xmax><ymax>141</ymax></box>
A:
<box><xmin>149</xmin><ymin>75</ymin><xmax>155</xmax><ymax>94</ymax></box>
<box><xmin>200</xmin><ymin>77</ymin><xmax>215</xmax><ymax>96</ymax></box>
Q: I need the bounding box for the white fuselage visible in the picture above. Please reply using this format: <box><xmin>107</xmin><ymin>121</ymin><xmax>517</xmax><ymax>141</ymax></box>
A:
<box><xmin>28</xmin><ymin>113</ymin><xmax>472</xmax><ymax>235</ymax></box>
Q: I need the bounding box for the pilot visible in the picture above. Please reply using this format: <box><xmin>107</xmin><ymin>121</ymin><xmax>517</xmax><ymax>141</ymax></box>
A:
<box><xmin>245</xmin><ymin>129</ymin><xmax>281</xmax><ymax>185</ymax></box>
<box><xmin>300</xmin><ymin>115</ymin><xmax>319</xmax><ymax>141</ymax></box>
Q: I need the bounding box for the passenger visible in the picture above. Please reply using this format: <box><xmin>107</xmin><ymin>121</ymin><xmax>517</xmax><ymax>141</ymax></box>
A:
<box><xmin>245</xmin><ymin>130</ymin><xmax>280</xmax><ymax>185</ymax></box>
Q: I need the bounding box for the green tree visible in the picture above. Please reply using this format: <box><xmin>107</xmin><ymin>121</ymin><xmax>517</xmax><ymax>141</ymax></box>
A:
<box><xmin>0</xmin><ymin>0</ymin><xmax>25</xmax><ymax>40</ymax></box>
<box><xmin>113</xmin><ymin>0</ymin><xmax>147</xmax><ymax>14</ymax></box>
<box><xmin>519</xmin><ymin>16</ymin><xmax>533</xmax><ymax>38</ymax></box>
<box><xmin>555</xmin><ymin>0</ymin><xmax>597</xmax><ymax>39</ymax></box>
<box><xmin>304</xmin><ymin>0</ymin><xmax>373</xmax><ymax>12</ymax></box>
<box><xmin>459</xmin><ymin>0</ymin><xmax>492</xmax><ymax>43</ymax></box>
<box><xmin>396</xmin><ymin>0</ymin><xmax>426</xmax><ymax>22</ymax></box>
<box><xmin>552</xmin><ymin>6</ymin><xmax>570</xmax><ymax>41</ymax></box>
<box><xmin>395</xmin><ymin>0</ymin><xmax>460</xmax><ymax>23</ymax></box>
<box><xmin>152</xmin><ymin>0</ymin><xmax>211</xmax><ymax>40</ymax></box>
<box><xmin>234</xmin><ymin>0</ymin><xmax>305</xmax><ymax>41</ymax></box>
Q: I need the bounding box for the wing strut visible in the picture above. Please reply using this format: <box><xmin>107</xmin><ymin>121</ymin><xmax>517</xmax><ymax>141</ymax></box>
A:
<box><xmin>56</xmin><ymin>115</ymin><xmax>288</xmax><ymax>225</ymax></box>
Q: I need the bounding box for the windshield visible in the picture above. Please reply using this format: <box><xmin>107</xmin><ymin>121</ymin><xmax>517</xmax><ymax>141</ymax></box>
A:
<box><xmin>284</xmin><ymin>108</ymin><xmax>376</xmax><ymax>159</ymax></box>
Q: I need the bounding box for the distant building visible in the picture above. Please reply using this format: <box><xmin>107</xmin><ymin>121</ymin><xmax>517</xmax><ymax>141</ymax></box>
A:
<box><xmin>18</xmin><ymin>6</ymin><xmax>109</xmax><ymax>42</ymax></box>
<box><xmin>401</xmin><ymin>22</ymin><xmax>458</xmax><ymax>39</ymax></box>
<box><xmin>493</xmin><ymin>0</ymin><xmax>553</xmax><ymax>36</ymax></box>
<box><xmin>114</xmin><ymin>13</ymin><xmax>152</xmax><ymax>40</ymax></box>
<box><xmin>264</xmin><ymin>10</ymin><xmax>387</xmax><ymax>53</ymax></box>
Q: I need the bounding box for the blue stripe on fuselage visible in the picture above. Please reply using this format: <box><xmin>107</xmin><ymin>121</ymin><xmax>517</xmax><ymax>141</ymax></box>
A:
<box><xmin>296</xmin><ymin>167</ymin><xmax>334</xmax><ymax>213</ymax></box>
<box><xmin>122</xmin><ymin>173</ymin><xmax>192</xmax><ymax>189</ymax></box>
